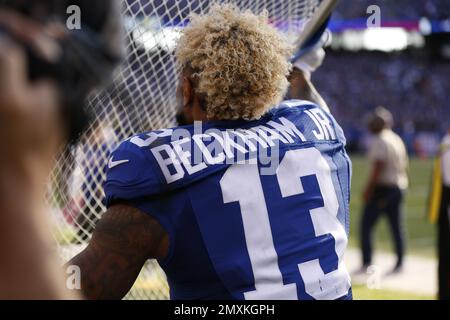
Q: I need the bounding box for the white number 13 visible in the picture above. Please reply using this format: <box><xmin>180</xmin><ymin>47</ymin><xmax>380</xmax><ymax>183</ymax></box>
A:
<box><xmin>220</xmin><ymin>148</ymin><xmax>351</xmax><ymax>300</ymax></box>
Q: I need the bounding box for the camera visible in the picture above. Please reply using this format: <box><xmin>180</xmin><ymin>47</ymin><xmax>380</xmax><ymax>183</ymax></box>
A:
<box><xmin>0</xmin><ymin>0</ymin><xmax>124</xmax><ymax>143</ymax></box>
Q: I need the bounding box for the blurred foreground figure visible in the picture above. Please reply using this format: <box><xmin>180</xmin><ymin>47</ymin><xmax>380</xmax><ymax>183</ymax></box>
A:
<box><xmin>0</xmin><ymin>0</ymin><xmax>123</xmax><ymax>299</ymax></box>
<box><xmin>0</xmin><ymin>28</ymin><xmax>71</xmax><ymax>299</ymax></box>
<box><xmin>0</xmin><ymin>12</ymin><xmax>74</xmax><ymax>299</ymax></box>
<box><xmin>360</xmin><ymin>107</ymin><xmax>409</xmax><ymax>273</ymax></box>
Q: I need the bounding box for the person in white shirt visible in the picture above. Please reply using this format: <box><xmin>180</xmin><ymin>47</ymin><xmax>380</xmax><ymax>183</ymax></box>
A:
<box><xmin>360</xmin><ymin>106</ymin><xmax>409</xmax><ymax>273</ymax></box>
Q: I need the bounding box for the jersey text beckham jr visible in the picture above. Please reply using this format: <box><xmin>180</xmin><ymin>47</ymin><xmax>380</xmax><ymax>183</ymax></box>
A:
<box><xmin>105</xmin><ymin>100</ymin><xmax>352</xmax><ymax>300</ymax></box>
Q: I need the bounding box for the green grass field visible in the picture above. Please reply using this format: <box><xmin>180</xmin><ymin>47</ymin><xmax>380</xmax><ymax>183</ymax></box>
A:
<box><xmin>352</xmin><ymin>285</ymin><xmax>433</xmax><ymax>300</ymax></box>
<box><xmin>348</xmin><ymin>155</ymin><xmax>436</xmax><ymax>258</ymax></box>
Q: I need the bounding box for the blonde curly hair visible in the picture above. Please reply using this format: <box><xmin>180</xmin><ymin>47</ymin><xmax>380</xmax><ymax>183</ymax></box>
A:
<box><xmin>175</xmin><ymin>4</ymin><xmax>293</xmax><ymax>120</ymax></box>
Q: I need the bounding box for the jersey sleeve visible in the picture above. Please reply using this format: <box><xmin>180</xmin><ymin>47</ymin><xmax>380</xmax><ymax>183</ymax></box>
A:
<box><xmin>104</xmin><ymin>139</ymin><xmax>163</xmax><ymax>207</ymax></box>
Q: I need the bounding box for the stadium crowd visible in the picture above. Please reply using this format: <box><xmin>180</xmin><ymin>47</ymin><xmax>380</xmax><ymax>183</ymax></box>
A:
<box><xmin>314</xmin><ymin>51</ymin><xmax>450</xmax><ymax>154</ymax></box>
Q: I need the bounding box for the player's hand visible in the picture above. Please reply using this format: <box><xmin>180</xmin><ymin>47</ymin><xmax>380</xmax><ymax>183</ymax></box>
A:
<box><xmin>292</xmin><ymin>29</ymin><xmax>331</xmax><ymax>75</ymax></box>
<box><xmin>288</xmin><ymin>61</ymin><xmax>330</xmax><ymax>113</ymax></box>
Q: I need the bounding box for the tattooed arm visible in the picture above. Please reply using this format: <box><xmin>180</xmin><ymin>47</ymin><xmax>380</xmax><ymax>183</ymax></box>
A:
<box><xmin>68</xmin><ymin>203</ymin><xmax>169</xmax><ymax>299</ymax></box>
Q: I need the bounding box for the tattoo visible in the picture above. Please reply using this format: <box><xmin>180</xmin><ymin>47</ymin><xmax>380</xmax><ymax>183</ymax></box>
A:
<box><xmin>68</xmin><ymin>203</ymin><xmax>168</xmax><ymax>299</ymax></box>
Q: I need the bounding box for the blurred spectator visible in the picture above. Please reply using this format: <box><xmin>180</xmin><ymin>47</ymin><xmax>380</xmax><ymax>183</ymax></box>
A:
<box><xmin>360</xmin><ymin>107</ymin><xmax>409</xmax><ymax>273</ymax></box>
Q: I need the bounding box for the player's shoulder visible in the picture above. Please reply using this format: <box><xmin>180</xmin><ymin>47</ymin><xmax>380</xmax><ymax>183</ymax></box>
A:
<box><xmin>119</xmin><ymin>128</ymin><xmax>175</xmax><ymax>150</ymax></box>
<box><xmin>270</xmin><ymin>99</ymin><xmax>333</xmax><ymax>122</ymax></box>
<box><xmin>108</xmin><ymin>128</ymin><xmax>174</xmax><ymax>170</ymax></box>
<box><xmin>104</xmin><ymin>129</ymin><xmax>175</xmax><ymax>205</ymax></box>
<box><xmin>270</xmin><ymin>99</ymin><xmax>346</xmax><ymax>144</ymax></box>
<box><xmin>273</xmin><ymin>99</ymin><xmax>318</xmax><ymax>113</ymax></box>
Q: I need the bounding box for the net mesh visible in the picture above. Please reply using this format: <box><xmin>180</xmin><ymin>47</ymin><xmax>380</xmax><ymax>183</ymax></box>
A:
<box><xmin>48</xmin><ymin>0</ymin><xmax>322</xmax><ymax>300</ymax></box>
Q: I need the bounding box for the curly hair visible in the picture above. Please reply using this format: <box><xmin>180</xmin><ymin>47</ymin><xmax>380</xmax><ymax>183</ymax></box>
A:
<box><xmin>175</xmin><ymin>4</ymin><xmax>293</xmax><ymax>120</ymax></box>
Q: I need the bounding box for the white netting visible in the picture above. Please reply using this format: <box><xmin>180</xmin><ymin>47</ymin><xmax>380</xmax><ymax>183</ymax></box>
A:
<box><xmin>48</xmin><ymin>0</ymin><xmax>322</xmax><ymax>300</ymax></box>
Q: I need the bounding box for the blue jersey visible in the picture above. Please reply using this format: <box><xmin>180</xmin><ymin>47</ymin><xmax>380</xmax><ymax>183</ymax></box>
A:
<box><xmin>104</xmin><ymin>100</ymin><xmax>352</xmax><ymax>300</ymax></box>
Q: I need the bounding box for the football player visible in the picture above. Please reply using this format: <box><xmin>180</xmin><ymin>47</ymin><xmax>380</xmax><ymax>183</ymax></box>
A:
<box><xmin>70</xmin><ymin>4</ymin><xmax>352</xmax><ymax>300</ymax></box>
